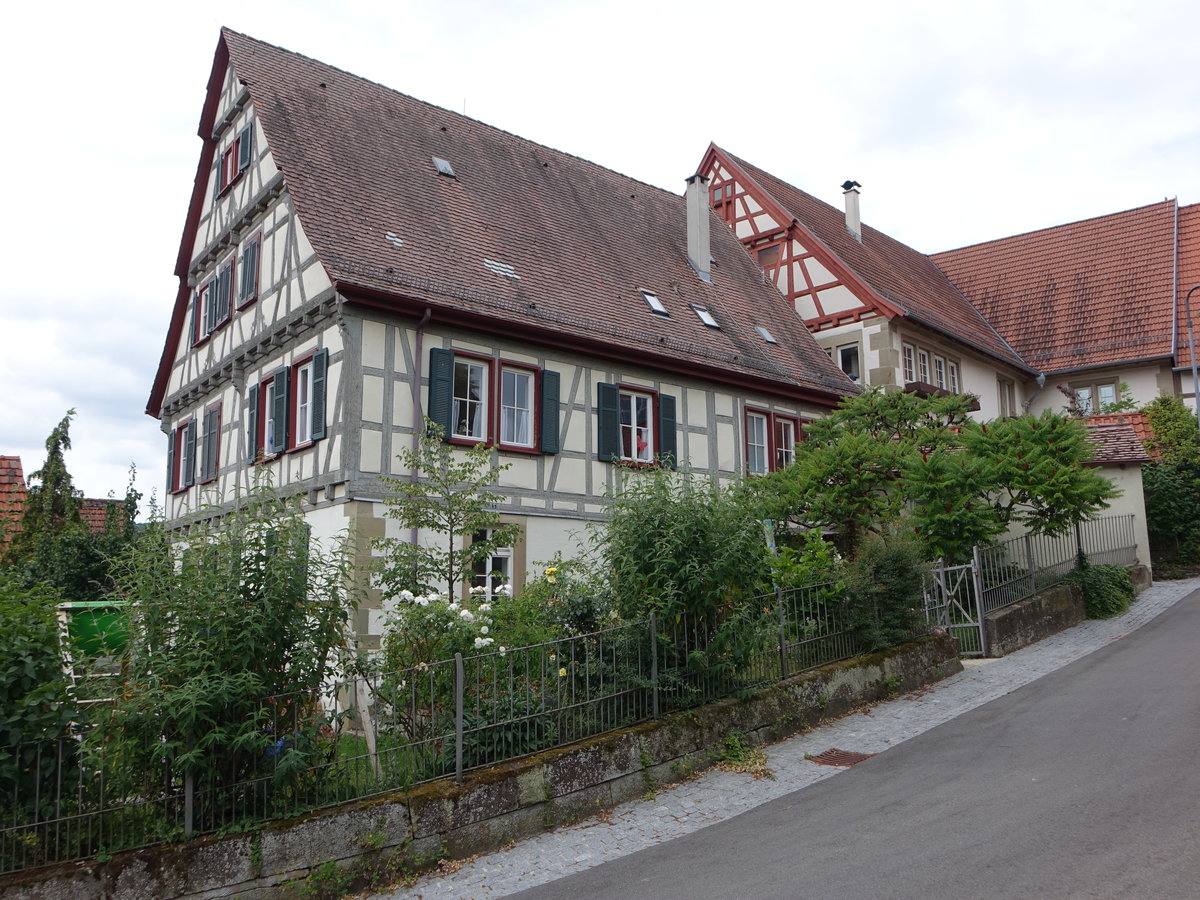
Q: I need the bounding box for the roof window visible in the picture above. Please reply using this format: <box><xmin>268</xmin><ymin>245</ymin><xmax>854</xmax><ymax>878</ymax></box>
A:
<box><xmin>691</xmin><ymin>305</ymin><xmax>720</xmax><ymax>328</ymax></box>
<box><xmin>432</xmin><ymin>156</ymin><xmax>457</xmax><ymax>178</ymax></box>
<box><xmin>640</xmin><ymin>290</ymin><xmax>668</xmax><ymax>316</ymax></box>
<box><xmin>755</xmin><ymin>325</ymin><xmax>778</xmax><ymax>344</ymax></box>
<box><xmin>384</xmin><ymin>231</ymin><xmax>404</xmax><ymax>248</ymax></box>
<box><xmin>483</xmin><ymin>258</ymin><xmax>520</xmax><ymax>279</ymax></box>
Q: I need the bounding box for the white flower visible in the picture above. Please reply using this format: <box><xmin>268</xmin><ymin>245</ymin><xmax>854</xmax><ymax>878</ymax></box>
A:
<box><xmin>415</xmin><ymin>595</ymin><xmax>430</xmax><ymax>607</ymax></box>
<box><xmin>474</xmin><ymin>636</ymin><xmax>495</xmax><ymax>649</ymax></box>
<box><xmin>447</xmin><ymin>600</ymin><xmax>459</xmax><ymax>611</ymax></box>
<box><xmin>498</xmin><ymin>646</ymin><xmax>507</xmax><ymax>656</ymax></box>
<box><xmin>478</xmin><ymin>603</ymin><xmax>491</xmax><ymax>612</ymax></box>
<box><xmin>496</xmin><ymin>584</ymin><xmax>511</xmax><ymax>596</ymax></box>
<box><xmin>398</xmin><ymin>589</ymin><xmax>415</xmax><ymax>603</ymax></box>
<box><xmin>459</xmin><ymin>608</ymin><xmax>475</xmax><ymax>623</ymax></box>
<box><xmin>480</xmin><ymin>625</ymin><xmax>489</xmax><ymax>635</ymax></box>
<box><xmin>469</xmin><ymin>585</ymin><xmax>487</xmax><ymax>596</ymax></box>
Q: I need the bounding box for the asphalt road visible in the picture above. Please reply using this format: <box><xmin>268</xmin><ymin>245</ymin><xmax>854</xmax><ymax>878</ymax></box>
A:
<box><xmin>513</xmin><ymin>592</ymin><xmax>1200</xmax><ymax>900</ymax></box>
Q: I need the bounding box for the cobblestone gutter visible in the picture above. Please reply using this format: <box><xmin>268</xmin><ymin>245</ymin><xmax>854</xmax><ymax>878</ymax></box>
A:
<box><xmin>0</xmin><ymin>634</ymin><xmax>961</xmax><ymax>900</ymax></box>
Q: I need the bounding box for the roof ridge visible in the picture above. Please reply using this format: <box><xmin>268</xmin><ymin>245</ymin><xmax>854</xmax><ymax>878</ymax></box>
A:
<box><xmin>932</xmin><ymin>198</ymin><xmax>1178</xmax><ymax>256</ymax></box>
<box><xmin>221</xmin><ymin>28</ymin><xmax>686</xmax><ymax>202</ymax></box>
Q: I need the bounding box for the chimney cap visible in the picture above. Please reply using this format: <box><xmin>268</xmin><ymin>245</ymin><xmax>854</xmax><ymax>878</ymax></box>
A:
<box><xmin>841</xmin><ymin>180</ymin><xmax>861</xmax><ymax>192</ymax></box>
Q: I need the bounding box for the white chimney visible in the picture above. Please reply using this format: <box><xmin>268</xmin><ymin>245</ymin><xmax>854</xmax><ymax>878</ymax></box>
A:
<box><xmin>686</xmin><ymin>174</ymin><xmax>712</xmax><ymax>282</ymax></box>
<box><xmin>842</xmin><ymin>180</ymin><xmax>862</xmax><ymax>242</ymax></box>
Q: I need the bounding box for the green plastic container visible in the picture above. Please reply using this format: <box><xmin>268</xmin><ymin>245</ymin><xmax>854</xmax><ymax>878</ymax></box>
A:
<box><xmin>58</xmin><ymin>600</ymin><xmax>129</xmax><ymax>657</ymax></box>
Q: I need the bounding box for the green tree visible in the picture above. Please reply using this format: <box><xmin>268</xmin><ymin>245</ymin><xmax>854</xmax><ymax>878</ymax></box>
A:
<box><xmin>1140</xmin><ymin>395</ymin><xmax>1200</xmax><ymax>560</ymax></box>
<box><xmin>374</xmin><ymin>421</ymin><xmax>521</xmax><ymax>598</ymax></box>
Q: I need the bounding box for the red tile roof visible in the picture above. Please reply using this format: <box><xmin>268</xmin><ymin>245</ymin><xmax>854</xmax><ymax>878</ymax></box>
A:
<box><xmin>1083</xmin><ymin>419</ymin><xmax>1153</xmax><ymax>465</ymax></box>
<box><xmin>79</xmin><ymin>498</ymin><xmax>123</xmax><ymax>532</ymax></box>
<box><xmin>933</xmin><ymin>201</ymin><xmax>1178</xmax><ymax>374</ymax></box>
<box><xmin>1174</xmin><ymin>203</ymin><xmax>1200</xmax><ymax>367</ymax></box>
<box><xmin>150</xmin><ymin>32</ymin><xmax>856</xmax><ymax>417</ymax></box>
<box><xmin>0</xmin><ymin>456</ymin><xmax>26</xmax><ymax>554</ymax></box>
<box><xmin>714</xmin><ymin>149</ymin><xmax>1028</xmax><ymax>370</ymax></box>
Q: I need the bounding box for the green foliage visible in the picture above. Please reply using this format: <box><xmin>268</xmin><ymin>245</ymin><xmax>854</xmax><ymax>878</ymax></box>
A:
<box><xmin>2</xmin><ymin>412</ymin><xmax>141</xmax><ymax>605</ymax></box>
<box><xmin>841</xmin><ymin>528</ymin><xmax>931</xmax><ymax>652</ymax></box>
<box><xmin>1140</xmin><ymin>396</ymin><xmax>1200</xmax><ymax>562</ymax></box>
<box><xmin>1069</xmin><ymin>555</ymin><xmax>1134</xmax><ymax>618</ymax></box>
<box><xmin>374</xmin><ymin>420</ymin><xmax>521</xmax><ymax>598</ymax></box>
<box><xmin>1142</xmin><ymin>395</ymin><xmax>1200</xmax><ymax>463</ymax></box>
<box><xmin>602</xmin><ymin>467</ymin><xmax>772</xmax><ymax>620</ymax></box>
<box><xmin>510</xmin><ymin>556</ymin><xmax>614</xmax><ymax>639</ymax></box>
<box><xmin>379</xmin><ymin>591</ymin><xmax>494</xmax><ymax>674</ymax></box>
<box><xmin>100</xmin><ymin>488</ymin><xmax>357</xmax><ymax>819</ymax></box>
<box><xmin>762</xmin><ymin>388</ymin><xmax>1117</xmax><ymax>561</ymax></box>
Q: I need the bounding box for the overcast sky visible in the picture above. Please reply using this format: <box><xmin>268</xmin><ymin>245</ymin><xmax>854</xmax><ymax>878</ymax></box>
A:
<box><xmin>2</xmin><ymin>0</ymin><xmax>1197</xmax><ymax>507</ymax></box>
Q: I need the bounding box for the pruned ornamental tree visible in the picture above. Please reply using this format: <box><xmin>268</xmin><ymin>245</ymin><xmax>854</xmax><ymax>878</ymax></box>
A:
<box><xmin>374</xmin><ymin>420</ymin><xmax>521</xmax><ymax>599</ymax></box>
<box><xmin>758</xmin><ymin>388</ymin><xmax>1117</xmax><ymax>561</ymax></box>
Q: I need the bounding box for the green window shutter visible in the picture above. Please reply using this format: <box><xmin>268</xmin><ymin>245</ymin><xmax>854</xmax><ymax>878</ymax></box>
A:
<box><xmin>271</xmin><ymin>366</ymin><xmax>290</xmax><ymax>454</ymax></box>
<box><xmin>310</xmin><ymin>349</ymin><xmax>328</xmax><ymax>441</ymax></box>
<box><xmin>184</xmin><ymin>420</ymin><xmax>197</xmax><ymax>487</ymax></box>
<box><xmin>238</xmin><ymin>124</ymin><xmax>253</xmax><ymax>171</ymax></box>
<box><xmin>428</xmin><ymin>347</ymin><xmax>454</xmax><ymax>438</ymax></box>
<box><xmin>203</xmin><ymin>280</ymin><xmax>216</xmax><ymax>335</ymax></box>
<box><xmin>166</xmin><ymin>432</ymin><xmax>176</xmax><ymax>492</ymax></box>
<box><xmin>246</xmin><ymin>386</ymin><xmax>259</xmax><ymax>463</ymax></box>
<box><xmin>540</xmin><ymin>369</ymin><xmax>560</xmax><ymax>454</ymax></box>
<box><xmin>658</xmin><ymin>394</ymin><xmax>678</xmax><ymax>470</ymax></box>
<box><xmin>203</xmin><ymin>407</ymin><xmax>220</xmax><ymax>481</ymax></box>
<box><xmin>217</xmin><ymin>265</ymin><xmax>232</xmax><ymax>322</ymax></box>
<box><xmin>190</xmin><ymin>292</ymin><xmax>200</xmax><ymax>343</ymax></box>
<box><xmin>597</xmin><ymin>382</ymin><xmax>620</xmax><ymax>462</ymax></box>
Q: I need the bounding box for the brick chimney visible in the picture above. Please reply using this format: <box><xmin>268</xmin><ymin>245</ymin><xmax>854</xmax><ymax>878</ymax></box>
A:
<box><xmin>842</xmin><ymin>180</ymin><xmax>862</xmax><ymax>242</ymax></box>
<box><xmin>686</xmin><ymin>174</ymin><xmax>712</xmax><ymax>282</ymax></box>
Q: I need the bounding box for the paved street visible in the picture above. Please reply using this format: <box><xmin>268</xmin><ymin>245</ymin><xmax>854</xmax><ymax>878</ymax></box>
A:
<box><xmin>379</xmin><ymin>577</ymin><xmax>1200</xmax><ymax>900</ymax></box>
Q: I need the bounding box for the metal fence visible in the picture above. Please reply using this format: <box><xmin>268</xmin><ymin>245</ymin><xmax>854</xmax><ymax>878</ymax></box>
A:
<box><xmin>975</xmin><ymin>515</ymin><xmax>1137</xmax><ymax>615</ymax></box>
<box><xmin>1</xmin><ymin>581</ymin><xmax>868</xmax><ymax>875</ymax></box>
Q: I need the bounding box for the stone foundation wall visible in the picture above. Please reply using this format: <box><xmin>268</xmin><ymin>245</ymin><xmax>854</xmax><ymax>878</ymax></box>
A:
<box><xmin>1</xmin><ymin>635</ymin><xmax>962</xmax><ymax>900</ymax></box>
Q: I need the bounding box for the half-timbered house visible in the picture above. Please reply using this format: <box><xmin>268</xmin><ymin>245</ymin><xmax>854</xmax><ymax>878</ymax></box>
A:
<box><xmin>147</xmin><ymin>31</ymin><xmax>855</xmax><ymax>646</ymax></box>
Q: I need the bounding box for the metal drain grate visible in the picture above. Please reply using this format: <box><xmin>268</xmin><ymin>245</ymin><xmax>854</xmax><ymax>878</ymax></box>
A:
<box><xmin>808</xmin><ymin>748</ymin><xmax>876</xmax><ymax>767</ymax></box>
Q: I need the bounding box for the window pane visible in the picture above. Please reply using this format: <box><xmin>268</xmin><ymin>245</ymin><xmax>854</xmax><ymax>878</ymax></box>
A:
<box><xmin>838</xmin><ymin>345</ymin><xmax>860</xmax><ymax>381</ymax></box>
<box><xmin>1097</xmin><ymin>384</ymin><xmax>1117</xmax><ymax>409</ymax></box>
<box><xmin>263</xmin><ymin>382</ymin><xmax>275</xmax><ymax>450</ymax></box>
<box><xmin>453</xmin><ymin>360</ymin><xmax>487</xmax><ymax>439</ymax></box>
<box><xmin>775</xmin><ymin>420</ymin><xmax>795</xmax><ymax>469</ymax></box>
<box><xmin>1075</xmin><ymin>386</ymin><xmax>1093</xmax><ymax>414</ymax></box>
<box><xmin>935</xmin><ymin>357</ymin><xmax>946</xmax><ymax>389</ymax></box>
<box><xmin>747</xmin><ymin>414</ymin><xmax>767</xmax><ymax>475</ymax></box>
<box><xmin>918</xmin><ymin>352</ymin><xmax>930</xmax><ymax>383</ymax></box>
<box><xmin>949</xmin><ymin>363</ymin><xmax>960</xmax><ymax>393</ymax></box>
<box><xmin>619</xmin><ymin>391</ymin><xmax>653</xmax><ymax>462</ymax></box>
<box><xmin>501</xmin><ymin>368</ymin><xmax>532</xmax><ymax>446</ymax></box>
<box><xmin>297</xmin><ymin>364</ymin><xmax>312</xmax><ymax>444</ymax></box>
<box><xmin>902</xmin><ymin>345</ymin><xmax>915</xmax><ymax>383</ymax></box>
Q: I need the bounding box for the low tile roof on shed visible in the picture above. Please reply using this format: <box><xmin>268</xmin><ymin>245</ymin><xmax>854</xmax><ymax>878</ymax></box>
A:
<box><xmin>1083</xmin><ymin>419</ymin><xmax>1153</xmax><ymax>465</ymax></box>
<box><xmin>933</xmin><ymin>201</ymin><xmax>1178</xmax><ymax>374</ymax></box>
<box><xmin>179</xmin><ymin>31</ymin><xmax>855</xmax><ymax>406</ymax></box>
<box><xmin>715</xmin><ymin>150</ymin><xmax>1028</xmax><ymax>370</ymax></box>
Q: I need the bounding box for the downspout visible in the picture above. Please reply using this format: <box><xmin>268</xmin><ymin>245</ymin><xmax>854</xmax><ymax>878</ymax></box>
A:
<box><xmin>409</xmin><ymin>307</ymin><xmax>433</xmax><ymax>547</ymax></box>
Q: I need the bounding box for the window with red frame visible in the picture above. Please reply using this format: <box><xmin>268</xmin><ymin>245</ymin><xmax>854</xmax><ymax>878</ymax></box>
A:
<box><xmin>427</xmin><ymin>348</ymin><xmax>560</xmax><ymax>454</ymax></box>
<box><xmin>246</xmin><ymin>349</ymin><xmax>328</xmax><ymax>462</ymax></box>
<box><xmin>596</xmin><ymin>382</ymin><xmax>677</xmax><ymax>468</ymax></box>
<box><xmin>218</xmin><ymin>123</ymin><xmax>254</xmax><ymax>194</ymax></box>
<box><xmin>192</xmin><ymin>256</ymin><xmax>235</xmax><ymax>344</ymax></box>
<box><xmin>744</xmin><ymin>408</ymin><xmax>801</xmax><ymax>475</ymax></box>
<box><xmin>166</xmin><ymin>419</ymin><xmax>196</xmax><ymax>493</ymax></box>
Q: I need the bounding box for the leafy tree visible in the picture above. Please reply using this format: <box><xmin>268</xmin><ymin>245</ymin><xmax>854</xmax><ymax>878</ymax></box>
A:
<box><xmin>760</xmin><ymin>388</ymin><xmax>1117</xmax><ymax>561</ymax></box>
<box><xmin>374</xmin><ymin>421</ymin><xmax>521</xmax><ymax>599</ymax></box>
<box><xmin>1140</xmin><ymin>395</ymin><xmax>1200</xmax><ymax>560</ymax></box>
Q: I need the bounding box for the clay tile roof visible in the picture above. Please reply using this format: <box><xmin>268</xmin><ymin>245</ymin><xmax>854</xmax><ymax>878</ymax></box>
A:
<box><xmin>0</xmin><ymin>456</ymin><xmax>26</xmax><ymax>553</ymax></box>
<box><xmin>1174</xmin><ymin>203</ymin><xmax>1200</xmax><ymax>367</ymax></box>
<box><xmin>1083</xmin><ymin>418</ymin><xmax>1153</xmax><ymax>465</ymax></box>
<box><xmin>933</xmin><ymin>201</ymin><xmax>1178</xmax><ymax>374</ymax></box>
<box><xmin>79</xmin><ymin>498</ymin><xmax>122</xmax><ymax>533</ymax></box>
<box><xmin>717</xmin><ymin>150</ymin><xmax>1027</xmax><ymax>370</ymax></box>
<box><xmin>207</xmin><ymin>31</ymin><xmax>853</xmax><ymax>403</ymax></box>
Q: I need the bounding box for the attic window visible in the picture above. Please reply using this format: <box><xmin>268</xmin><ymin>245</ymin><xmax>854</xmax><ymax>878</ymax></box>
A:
<box><xmin>432</xmin><ymin>157</ymin><xmax>457</xmax><ymax>178</ymax></box>
<box><xmin>691</xmin><ymin>305</ymin><xmax>719</xmax><ymax>328</ymax></box>
<box><xmin>640</xmin><ymin>290</ymin><xmax>668</xmax><ymax>316</ymax></box>
<box><xmin>384</xmin><ymin>231</ymin><xmax>404</xmax><ymax>248</ymax></box>
<box><xmin>755</xmin><ymin>325</ymin><xmax>777</xmax><ymax>344</ymax></box>
<box><xmin>483</xmin><ymin>258</ymin><xmax>520</xmax><ymax>279</ymax></box>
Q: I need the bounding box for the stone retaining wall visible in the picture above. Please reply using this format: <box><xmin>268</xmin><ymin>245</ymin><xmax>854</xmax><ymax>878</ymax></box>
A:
<box><xmin>1</xmin><ymin>635</ymin><xmax>961</xmax><ymax>900</ymax></box>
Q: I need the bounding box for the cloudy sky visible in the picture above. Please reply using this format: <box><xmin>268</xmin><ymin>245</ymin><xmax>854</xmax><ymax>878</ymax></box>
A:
<box><xmin>2</xmin><ymin>0</ymin><xmax>1197</xmax><ymax>507</ymax></box>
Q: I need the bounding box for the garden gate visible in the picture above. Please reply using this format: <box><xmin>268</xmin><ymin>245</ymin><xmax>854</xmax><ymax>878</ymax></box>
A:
<box><xmin>924</xmin><ymin>560</ymin><xmax>986</xmax><ymax>657</ymax></box>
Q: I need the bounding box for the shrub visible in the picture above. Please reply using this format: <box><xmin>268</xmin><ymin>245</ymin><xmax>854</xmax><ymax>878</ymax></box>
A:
<box><xmin>841</xmin><ymin>528</ymin><xmax>930</xmax><ymax>652</ymax></box>
<box><xmin>1069</xmin><ymin>557</ymin><xmax>1134</xmax><ymax>619</ymax></box>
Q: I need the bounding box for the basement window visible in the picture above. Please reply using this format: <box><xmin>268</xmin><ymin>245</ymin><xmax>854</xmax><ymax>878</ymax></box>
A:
<box><xmin>691</xmin><ymin>305</ymin><xmax>719</xmax><ymax>328</ymax></box>
<box><xmin>640</xmin><ymin>290</ymin><xmax>668</xmax><ymax>316</ymax></box>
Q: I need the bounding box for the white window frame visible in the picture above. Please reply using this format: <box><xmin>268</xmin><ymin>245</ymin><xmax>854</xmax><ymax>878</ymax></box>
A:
<box><xmin>472</xmin><ymin>530</ymin><xmax>513</xmax><ymax>602</ymax></box>
<box><xmin>262</xmin><ymin>379</ymin><xmax>277</xmax><ymax>455</ymax></box>
<box><xmin>746</xmin><ymin>411</ymin><xmax>769</xmax><ymax>475</ymax></box>
<box><xmin>619</xmin><ymin>389</ymin><xmax>655</xmax><ymax>463</ymax></box>
<box><xmin>902</xmin><ymin>344</ymin><xmax>916</xmax><ymax>383</ymax></box>
<box><xmin>934</xmin><ymin>356</ymin><xmax>947</xmax><ymax>390</ymax></box>
<box><xmin>837</xmin><ymin>344</ymin><xmax>861</xmax><ymax>382</ymax></box>
<box><xmin>948</xmin><ymin>362</ymin><xmax>960</xmax><ymax>393</ymax></box>
<box><xmin>452</xmin><ymin>358</ymin><xmax>489</xmax><ymax>441</ymax></box>
<box><xmin>295</xmin><ymin>360</ymin><xmax>314</xmax><ymax>446</ymax></box>
<box><xmin>918</xmin><ymin>350</ymin><xmax>930</xmax><ymax>384</ymax></box>
<box><xmin>775</xmin><ymin>418</ymin><xmax>797</xmax><ymax>470</ymax></box>
<box><xmin>500</xmin><ymin>366</ymin><xmax>534</xmax><ymax>448</ymax></box>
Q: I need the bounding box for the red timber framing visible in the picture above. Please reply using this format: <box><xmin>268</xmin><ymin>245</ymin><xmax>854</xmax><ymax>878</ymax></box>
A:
<box><xmin>697</xmin><ymin>144</ymin><xmax>903</xmax><ymax>331</ymax></box>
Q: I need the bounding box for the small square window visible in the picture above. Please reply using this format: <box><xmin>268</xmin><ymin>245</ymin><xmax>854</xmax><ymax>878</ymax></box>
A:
<box><xmin>692</xmin><ymin>305</ymin><xmax>719</xmax><ymax>328</ymax></box>
<box><xmin>641</xmin><ymin>290</ymin><xmax>668</xmax><ymax>315</ymax></box>
<box><xmin>755</xmin><ymin>325</ymin><xmax>777</xmax><ymax>344</ymax></box>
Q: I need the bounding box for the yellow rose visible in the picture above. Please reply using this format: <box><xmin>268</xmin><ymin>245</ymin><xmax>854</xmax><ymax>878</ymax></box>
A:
<box><xmin>558</xmin><ymin>667</ymin><xmax>567</xmax><ymax>677</ymax></box>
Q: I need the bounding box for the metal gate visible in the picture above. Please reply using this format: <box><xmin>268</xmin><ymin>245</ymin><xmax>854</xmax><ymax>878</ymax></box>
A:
<box><xmin>924</xmin><ymin>560</ymin><xmax>986</xmax><ymax>657</ymax></box>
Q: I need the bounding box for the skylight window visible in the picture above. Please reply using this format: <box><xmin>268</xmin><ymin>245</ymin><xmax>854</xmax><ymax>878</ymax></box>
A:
<box><xmin>640</xmin><ymin>290</ymin><xmax>668</xmax><ymax>315</ymax></box>
<box><xmin>755</xmin><ymin>325</ymin><xmax>778</xmax><ymax>344</ymax></box>
<box><xmin>483</xmin><ymin>258</ymin><xmax>520</xmax><ymax>279</ymax></box>
<box><xmin>691</xmin><ymin>305</ymin><xmax>719</xmax><ymax>328</ymax></box>
<box><xmin>384</xmin><ymin>231</ymin><xmax>404</xmax><ymax>247</ymax></box>
<box><xmin>432</xmin><ymin>156</ymin><xmax>457</xmax><ymax>178</ymax></box>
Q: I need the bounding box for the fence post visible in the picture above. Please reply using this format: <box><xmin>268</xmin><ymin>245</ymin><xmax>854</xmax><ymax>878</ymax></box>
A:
<box><xmin>184</xmin><ymin>770</ymin><xmax>194</xmax><ymax>838</ymax></box>
<box><xmin>1074</xmin><ymin>520</ymin><xmax>1084</xmax><ymax>561</ymax></box>
<box><xmin>777</xmin><ymin>587</ymin><xmax>788</xmax><ymax>680</ymax></box>
<box><xmin>1024</xmin><ymin>534</ymin><xmax>1035</xmax><ymax>598</ymax></box>
<box><xmin>971</xmin><ymin>544</ymin><xmax>989</xmax><ymax>658</ymax></box>
<box><xmin>650</xmin><ymin>612</ymin><xmax>659</xmax><ymax>719</ymax></box>
<box><xmin>454</xmin><ymin>653</ymin><xmax>464</xmax><ymax>785</ymax></box>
